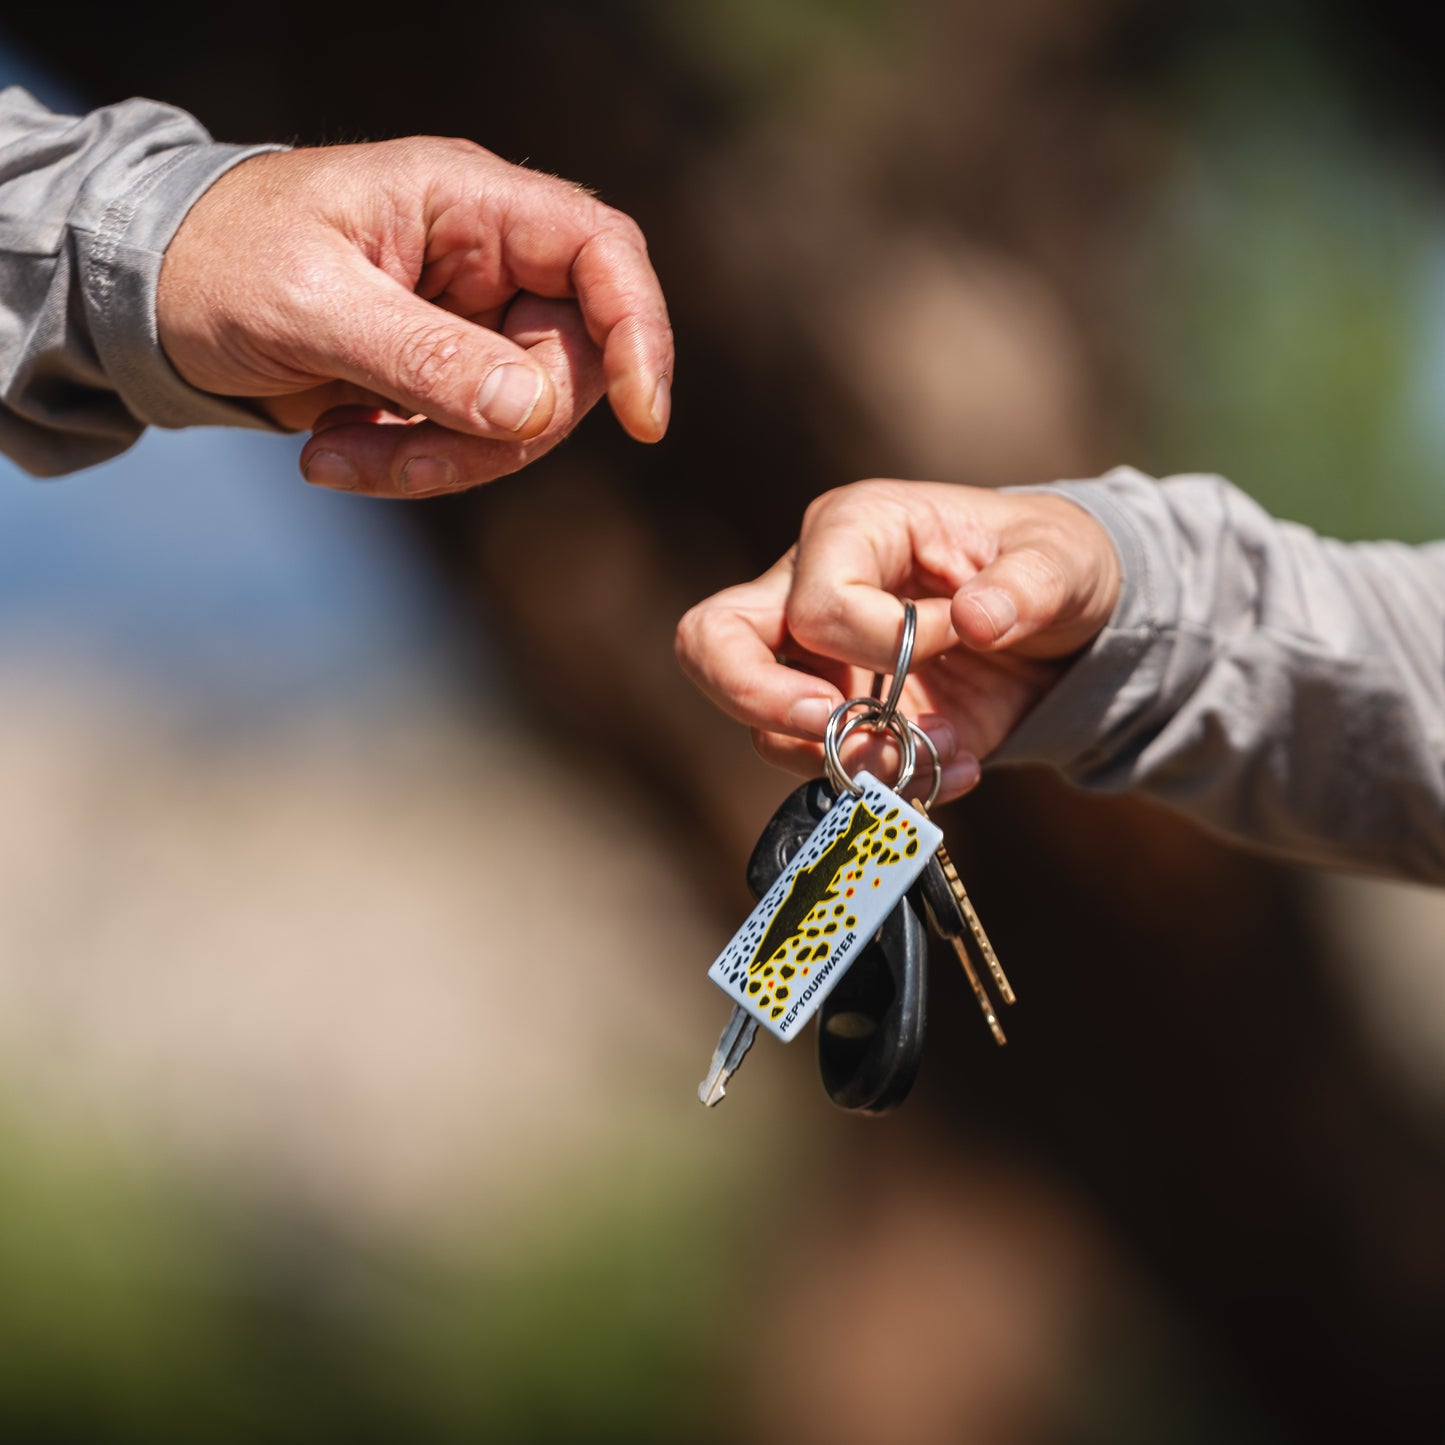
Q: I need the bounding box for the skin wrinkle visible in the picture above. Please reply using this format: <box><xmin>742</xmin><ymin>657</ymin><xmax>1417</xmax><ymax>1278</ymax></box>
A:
<box><xmin>391</xmin><ymin>320</ymin><xmax>467</xmax><ymax>407</ymax></box>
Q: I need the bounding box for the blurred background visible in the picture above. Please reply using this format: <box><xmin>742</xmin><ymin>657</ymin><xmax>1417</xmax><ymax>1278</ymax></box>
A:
<box><xmin>2</xmin><ymin>1</ymin><xmax>1445</xmax><ymax>1440</ymax></box>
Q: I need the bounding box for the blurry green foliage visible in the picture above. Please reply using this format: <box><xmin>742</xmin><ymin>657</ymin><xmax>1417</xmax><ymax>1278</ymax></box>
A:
<box><xmin>0</xmin><ymin>1108</ymin><xmax>751</xmax><ymax>1444</ymax></box>
<box><xmin>1135</xmin><ymin>28</ymin><xmax>1445</xmax><ymax>543</ymax></box>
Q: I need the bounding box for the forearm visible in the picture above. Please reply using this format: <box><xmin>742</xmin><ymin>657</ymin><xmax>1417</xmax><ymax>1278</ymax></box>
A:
<box><xmin>0</xmin><ymin>86</ymin><xmax>283</xmax><ymax>476</ymax></box>
<box><xmin>998</xmin><ymin>468</ymin><xmax>1445</xmax><ymax>882</ymax></box>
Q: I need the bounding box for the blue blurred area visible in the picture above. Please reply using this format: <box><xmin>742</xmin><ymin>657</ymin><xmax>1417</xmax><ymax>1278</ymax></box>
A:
<box><xmin>0</xmin><ymin>429</ymin><xmax>486</xmax><ymax>721</ymax></box>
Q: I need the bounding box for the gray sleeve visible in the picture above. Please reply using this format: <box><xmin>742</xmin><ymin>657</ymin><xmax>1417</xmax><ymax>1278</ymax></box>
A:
<box><xmin>0</xmin><ymin>85</ymin><xmax>287</xmax><ymax>476</ymax></box>
<box><xmin>994</xmin><ymin>467</ymin><xmax>1445</xmax><ymax>883</ymax></box>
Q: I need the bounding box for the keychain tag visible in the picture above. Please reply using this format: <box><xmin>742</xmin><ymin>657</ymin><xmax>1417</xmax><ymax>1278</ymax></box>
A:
<box><xmin>707</xmin><ymin>771</ymin><xmax>941</xmax><ymax>1042</ymax></box>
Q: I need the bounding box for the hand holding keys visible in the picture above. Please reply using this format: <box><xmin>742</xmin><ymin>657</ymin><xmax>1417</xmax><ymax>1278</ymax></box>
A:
<box><xmin>698</xmin><ymin>601</ymin><xmax>1016</xmax><ymax>1112</ymax></box>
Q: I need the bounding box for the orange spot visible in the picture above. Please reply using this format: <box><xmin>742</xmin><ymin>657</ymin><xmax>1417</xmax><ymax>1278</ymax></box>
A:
<box><xmin>872</xmin><ymin>878</ymin><xmax>881</xmax><ymax>888</ymax></box>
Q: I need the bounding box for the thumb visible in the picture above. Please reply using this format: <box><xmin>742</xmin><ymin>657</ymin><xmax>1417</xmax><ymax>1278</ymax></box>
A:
<box><xmin>951</xmin><ymin>544</ymin><xmax>1088</xmax><ymax>659</ymax></box>
<box><xmin>303</xmin><ymin>262</ymin><xmax>558</xmax><ymax>440</ymax></box>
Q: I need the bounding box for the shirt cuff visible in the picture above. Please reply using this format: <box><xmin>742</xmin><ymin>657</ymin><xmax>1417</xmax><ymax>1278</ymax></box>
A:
<box><xmin>77</xmin><ymin>136</ymin><xmax>290</xmax><ymax>433</ymax></box>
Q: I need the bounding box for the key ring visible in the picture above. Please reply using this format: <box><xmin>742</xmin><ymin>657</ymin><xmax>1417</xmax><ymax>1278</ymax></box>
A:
<box><xmin>823</xmin><ymin>702</ymin><xmax>917</xmax><ymax>797</ymax></box>
<box><xmin>868</xmin><ymin>600</ymin><xmax>917</xmax><ymax>731</ymax></box>
<box><xmin>826</xmin><ymin>597</ymin><xmax>922</xmax><ymax>798</ymax></box>
<box><xmin>906</xmin><ymin>719</ymin><xmax>942</xmax><ymax>813</ymax></box>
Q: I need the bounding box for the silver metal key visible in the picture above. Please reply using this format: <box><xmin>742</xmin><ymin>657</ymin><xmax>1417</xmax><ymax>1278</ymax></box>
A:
<box><xmin>698</xmin><ymin>1005</ymin><xmax>759</xmax><ymax>1106</ymax></box>
<box><xmin>698</xmin><ymin>777</ymin><xmax>833</xmax><ymax>1109</ymax></box>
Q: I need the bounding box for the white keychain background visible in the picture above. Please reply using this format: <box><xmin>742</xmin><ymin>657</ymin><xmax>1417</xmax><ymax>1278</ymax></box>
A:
<box><xmin>707</xmin><ymin>770</ymin><xmax>941</xmax><ymax>1041</ymax></box>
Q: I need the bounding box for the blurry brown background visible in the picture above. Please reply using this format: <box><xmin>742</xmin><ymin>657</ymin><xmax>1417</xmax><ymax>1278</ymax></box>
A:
<box><xmin>2</xmin><ymin>1</ymin><xmax>1444</xmax><ymax>1441</ymax></box>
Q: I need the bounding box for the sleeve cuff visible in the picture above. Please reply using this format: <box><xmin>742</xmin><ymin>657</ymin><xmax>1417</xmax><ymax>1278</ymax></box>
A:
<box><xmin>77</xmin><ymin>134</ymin><xmax>290</xmax><ymax>433</ymax></box>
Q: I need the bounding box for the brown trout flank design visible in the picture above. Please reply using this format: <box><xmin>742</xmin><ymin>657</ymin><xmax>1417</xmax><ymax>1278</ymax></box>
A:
<box><xmin>743</xmin><ymin>797</ymin><xmax>920</xmax><ymax>1020</ymax></box>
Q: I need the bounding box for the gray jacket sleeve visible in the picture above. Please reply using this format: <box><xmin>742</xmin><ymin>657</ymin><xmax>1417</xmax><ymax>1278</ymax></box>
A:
<box><xmin>996</xmin><ymin>467</ymin><xmax>1445</xmax><ymax>883</ymax></box>
<box><xmin>0</xmin><ymin>86</ymin><xmax>286</xmax><ymax>476</ymax></box>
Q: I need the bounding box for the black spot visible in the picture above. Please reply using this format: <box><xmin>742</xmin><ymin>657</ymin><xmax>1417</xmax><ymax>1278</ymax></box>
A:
<box><xmin>905</xmin><ymin>839</ymin><xmax>918</xmax><ymax>856</ymax></box>
<box><xmin>780</xmin><ymin>964</ymin><xmax>796</xmax><ymax>980</ymax></box>
<box><xmin>775</xmin><ymin>986</ymin><xmax>790</xmax><ymax>1001</ymax></box>
<box><xmin>748</xmin><ymin>980</ymin><xmax>762</xmax><ymax>994</ymax></box>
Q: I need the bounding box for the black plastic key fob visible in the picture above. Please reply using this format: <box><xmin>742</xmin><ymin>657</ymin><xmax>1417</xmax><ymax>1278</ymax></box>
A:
<box><xmin>816</xmin><ymin>884</ymin><xmax>928</xmax><ymax>1115</ymax></box>
<box><xmin>744</xmin><ymin>776</ymin><xmax>838</xmax><ymax>900</ymax></box>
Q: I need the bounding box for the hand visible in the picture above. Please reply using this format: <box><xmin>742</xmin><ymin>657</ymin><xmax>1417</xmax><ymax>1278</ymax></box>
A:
<box><xmin>156</xmin><ymin>138</ymin><xmax>673</xmax><ymax>498</ymax></box>
<box><xmin>675</xmin><ymin>479</ymin><xmax>1121</xmax><ymax>802</ymax></box>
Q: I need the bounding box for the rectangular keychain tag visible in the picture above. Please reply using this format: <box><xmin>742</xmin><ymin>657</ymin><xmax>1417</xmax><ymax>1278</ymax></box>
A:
<box><xmin>707</xmin><ymin>771</ymin><xmax>942</xmax><ymax>1042</ymax></box>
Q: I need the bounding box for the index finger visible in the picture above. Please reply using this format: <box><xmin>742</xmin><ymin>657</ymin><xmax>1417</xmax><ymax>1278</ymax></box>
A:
<box><xmin>675</xmin><ymin>556</ymin><xmax>850</xmax><ymax>740</ymax></box>
<box><xmin>497</xmin><ymin>184</ymin><xmax>673</xmax><ymax>444</ymax></box>
<box><xmin>570</xmin><ymin>221</ymin><xmax>673</xmax><ymax>443</ymax></box>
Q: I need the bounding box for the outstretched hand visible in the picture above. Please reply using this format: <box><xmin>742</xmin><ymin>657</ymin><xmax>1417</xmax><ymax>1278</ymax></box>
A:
<box><xmin>157</xmin><ymin>138</ymin><xmax>673</xmax><ymax>498</ymax></box>
<box><xmin>675</xmin><ymin>479</ymin><xmax>1121</xmax><ymax>802</ymax></box>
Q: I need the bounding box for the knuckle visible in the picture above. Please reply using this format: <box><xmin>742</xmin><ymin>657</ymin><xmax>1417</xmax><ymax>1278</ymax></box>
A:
<box><xmin>1021</xmin><ymin>544</ymin><xmax>1070</xmax><ymax>604</ymax></box>
<box><xmin>786</xmin><ymin>581</ymin><xmax>850</xmax><ymax>653</ymax></box>
<box><xmin>800</xmin><ymin>484</ymin><xmax>848</xmax><ymax>527</ymax></box>
<box><xmin>1006</xmin><ymin>544</ymin><xmax>1072</xmax><ymax>622</ymax></box>
<box><xmin>411</xmin><ymin>134</ymin><xmax>491</xmax><ymax>169</ymax></box>
<box><xmin>592</xmin><ymin>203</ymin><xmax>647</xmax><ymax>252</ymax></box>
<box><xmin>673</xmin><ymin>603</ymin><xmax>703</xmax><ymax>667</ymax></box>
<box><xmin>674</xmin><ymin>597</ymin><xmax>724</xmax><ymax>674</ymax></box>
<box><xmin>392</xmin><ymin>321</ymin><xmax>464</xmax><ymax>402</ymax></box>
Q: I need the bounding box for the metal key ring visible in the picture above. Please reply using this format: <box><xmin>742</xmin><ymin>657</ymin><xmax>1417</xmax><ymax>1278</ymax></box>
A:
<box><xmin>823</xmin><ymin>697</ymin><xmax>910</xmax><ymax>795</ymax></box>
<box><xmin>868</xmin><ymin>600</ymin><xmax>917</xmax><ymax>731</ymax></box>
<box><xmin>824</xmin><ymin>700</ymin><xmax>917</xmax><ymax>798</ymax></box>
<box><xmin>906</xmin><ymin>720</ymin><xmax>942</xmax><ymax>813</ymax></box>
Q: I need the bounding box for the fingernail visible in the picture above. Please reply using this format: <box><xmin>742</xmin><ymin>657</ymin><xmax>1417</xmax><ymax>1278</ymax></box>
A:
<box><xmin>399</xmin><ymin>456</ymin><xmax>458</xmax><ymax>495</ymax></box>
<box><xmin>787</xmin><ymin>696</ymin><xmax>835</xmax><ymax>737</ymax></box>
<box><xmin>477</xmin><ymin>364</ymin><xmax>544</xmax><ymax>432</ymax></box>
<box><xmin>303</xmin><ymin>450</ymin><xmax>359</xmax><ymax>491</ymax></box>
<box><xmin>966</xmin><ymin>587</ymin><xmax>1018</xmax><ymax>640</ymax></box>
<box><xmin>942</xmin><ymin>755</ymin><xmax>982</xmax><ymax>795</ymax></box>
<box><xmin>650</xmin><ymin>374</ymin><xmax>671</xmax><ymax>433</ymax></box>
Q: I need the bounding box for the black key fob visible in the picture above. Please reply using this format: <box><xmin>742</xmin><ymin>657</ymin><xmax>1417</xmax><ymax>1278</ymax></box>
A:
<box><xmin>745</xmin><ymin>777</ymin><xmax>838</xmax><ymax>900</ymax></box>
<box><xmin>817</xmin><ymin>885</ymin><xmax>929</xmax><ymax>1115</ymax></box>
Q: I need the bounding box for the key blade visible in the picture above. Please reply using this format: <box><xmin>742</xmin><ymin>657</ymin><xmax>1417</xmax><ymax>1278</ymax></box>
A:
<box><xmin>957</xmin><ymin>890</ymin><xmax>1015</xmax><ymax>1008</ymax></box>
<box><xmin>698</xmin><ymin>1007</ymin><xmax>759</xmax><ymax>1107</ymax></box>
<box><xmin>935</xmin><ymin>843</ymin><xmax>1016</xmax><ymax>1007</ymax></box>
<box><xmin>946</xmin><ymin>934</ymin><xmax>1007</xmax><ymax>1046</ymax></box>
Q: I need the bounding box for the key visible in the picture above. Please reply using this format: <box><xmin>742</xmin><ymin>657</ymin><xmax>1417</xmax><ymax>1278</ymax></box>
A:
<box><xmin>915</xmin><ymin>828</ymin><xmax>1015</xmax><ymax>1045</ymax></box>
<box><xmin>698</xmin><ymin>778</ymin><xmax>836</xmax><ymax>1108</ymax></box>
<box><xmin>698</xmin><ymin>1007</ymin><xmax>758</xmax><ymax>1107</ymax></box>
<box><xmin>698</xmin><ymin>772</ymin><xmax>941</xmax><ymax>1105</ymax></box>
